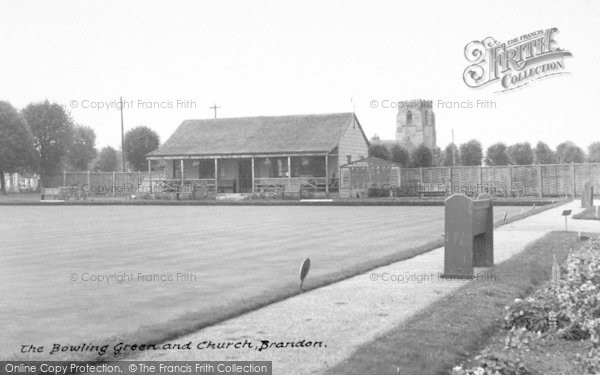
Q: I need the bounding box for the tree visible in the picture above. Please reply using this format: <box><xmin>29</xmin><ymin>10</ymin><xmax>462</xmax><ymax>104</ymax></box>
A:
<box><xmin>23</xmin><ymin>100</ymin><xmax>73</xmax><ymax>186</ymax></box>
<box><xmin>390</xmin><ymin>144</ymin><xmax>409</xmax><ymax>167</ymax></box>
<box><xmin>411</xmin><ymin>144</ymin><xmax>433</xmax><ymax>167</ymax></box>
<box><xmin>507</xmin><ymin>142</ymin><xmax>534</xmax><ymax>165</ymax></box>
<box><xmin>534</xmin><ymin>141</ymin><xmax>555</xmax><ymax>164</ymax></box>
<box><xmin>556</xmin><ymin>141</ymin><xmax>585</xmax><ymax>164</ymax></box>
<box><xmin>459</xmin><ymin>139</ymin><xmax>483</xmax><ymax>166</ymax></box>
<box><xmin>0</xmin><ymin>102</ymin><xmax>36</xmax><ymax>194</ymax></box>
<box><xmin>94</xmin><ymin>146</ymin><xmax>119</xmax><ymax>172</ymax></box>
<box><xmin>123</xmin><ymin>126</ymin><xmax>160</xmax><ymax>171</ymax></box>
<box><xmin>443</xmin><ymin>143</ymin><xmax>459</xmax><ymax>166</ymax></box>
<box><xmin>485</xmin><ymin>142</ymin><xmax>509</xmax><ymax>166</ymax></box>
<box><xmin>368</xmin><ymin>144</ymin><xmax>391</xmax><ymax>160</ymax></box>
<box><xmin>68</xmin><ymin>125</ymin><xmax>97</xmax><ymax>170</ymax></box>
<box><xmin>430</xmin><ymin>146</ymin><xmax>443</xmax><ymax>167</ymax></box>
<box><xmin>587</xmin><ymin>142</ymin><xmax>600</xmax><ymax>163</ymax></box>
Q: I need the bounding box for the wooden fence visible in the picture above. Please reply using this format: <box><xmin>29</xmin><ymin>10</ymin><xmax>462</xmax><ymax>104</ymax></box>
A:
<box><xmin>342</xmin><ymin>163</ymin><xmax>600</xmax><ymax>198</ymax></box>
<box><xmin>45</xmin><ymin>172</ymin><xmax>164</xmax><ymax>196</ymax></box>
<box><xmin>44</xmin><ymin>163</ymin><xmax>600</xmax><ymax>198</ymax></box>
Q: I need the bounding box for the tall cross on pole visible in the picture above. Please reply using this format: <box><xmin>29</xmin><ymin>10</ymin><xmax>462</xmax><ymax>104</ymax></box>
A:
<box><xmin>350</xmin><ymin>97</ymin><xmax>356</xmax><ymax>128</ymax></box>
<box><xmin>209</xmin><ymin>103</ymin><xmax>220</xmax><ymax>119</ymax></box>
<box><xmin>120</xmin><ymin>96</ymin><xmax>125</xmax><ymax>172</ymax></box>
<box><xmin>451</xmin><ymin>129</ymin><xmax>456</xmax><ymax>167</ymax></box>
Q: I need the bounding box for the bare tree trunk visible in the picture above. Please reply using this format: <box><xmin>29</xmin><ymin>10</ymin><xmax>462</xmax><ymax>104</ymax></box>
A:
<box><xmin>0</xmin><ymin>170</ymin><xmax>6</xmax><ymax>195</ymax></box>
<box><xmin>40</xmin><ymin>173</ymin><xmax>47</xmax><ymax>190</ymax></box>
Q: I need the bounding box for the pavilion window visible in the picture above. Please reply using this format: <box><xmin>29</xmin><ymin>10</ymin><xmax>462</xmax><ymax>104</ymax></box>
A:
<box><xmin>198</xmin><ymin>160</ymin><xmax>215</xmax><ymax>179</ymax></box>
<box><xmin>273</xmin><ymin>158</ymin><xmax>289</xmax><ymax>177</ymax></box>
<box><xmin>291</xmin><ymin>158</ymin><xmax>300</xmax><ymax>178</ymax></box>
<box><xmin>263</xmin><ymin>157</ymin><xmax>289</xmax><ymax>177</ymax></box>
<box><xmin>173</xmin><ymin>160</ymin><xmax>182</xmax><ymax>179</ymax></box>
<box><xmin>263</xmin><ymin>158</ymin><xmax>273</xmax><ymax>177</ymax></box>
<box><xmin>296</xmin><ymin>156</ymin><xmax>325</xmax><ymax>177</ymax></box>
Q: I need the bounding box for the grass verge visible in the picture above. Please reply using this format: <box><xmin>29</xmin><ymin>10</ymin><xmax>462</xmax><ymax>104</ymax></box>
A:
<box><xmin>573</xmin><ymin>206</ymin><xmax>599</xmax><ymax>220</ymax></box>
<box><xmin>324</xmin><ymin>231</ymin><xmax>594</xmax><ymax>375</ymax></box>
<box><xmin>495</xmin><ymin>199</ymin><xmax>568</xmax><ymax>227</ymax></box>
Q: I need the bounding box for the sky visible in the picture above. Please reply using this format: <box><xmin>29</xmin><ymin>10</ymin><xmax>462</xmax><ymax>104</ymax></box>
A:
<box><xmin>1</xmin><ymin>0</ymin><xmax>598</xmax><ymax>152</ymax></box>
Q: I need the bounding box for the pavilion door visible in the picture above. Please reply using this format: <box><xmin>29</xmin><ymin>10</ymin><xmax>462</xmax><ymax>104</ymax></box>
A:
<box><xmin>238</xmin><ymin>159</ymin><xmax>253</xmax><ymax>193</ymax></box>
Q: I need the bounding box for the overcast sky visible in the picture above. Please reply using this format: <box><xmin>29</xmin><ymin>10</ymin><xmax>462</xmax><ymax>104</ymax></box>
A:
<box><xmin>1</xmin><ymin>0</ymin><xmax>598</xmax><ymax>152</ymax></box>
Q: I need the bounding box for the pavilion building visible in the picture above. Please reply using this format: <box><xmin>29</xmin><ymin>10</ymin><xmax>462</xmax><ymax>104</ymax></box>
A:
<box><xmin>146</xmin><ymin>112</ymin><xmax>370</xmax><ymax>194</ymax></box>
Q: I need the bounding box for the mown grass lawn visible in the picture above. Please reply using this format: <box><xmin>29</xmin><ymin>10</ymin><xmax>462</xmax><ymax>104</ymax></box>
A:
<box><xmin>0</xmin><ymin>205</ymin><xmax>525</xmax><ymax>360</ymax></box>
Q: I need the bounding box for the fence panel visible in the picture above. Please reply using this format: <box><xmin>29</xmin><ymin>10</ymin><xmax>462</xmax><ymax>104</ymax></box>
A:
<box><xmin>64</xmin><ymin>172</ymin><xmax>88</xmax><ymax>190</ymax></box>
<box><xmin>451</xmin><ymin>166</ymin><xmax>479</xmax><ymax>193</ymax></box>
<box><xmin>574</xmin><ymin>163</ymin><xmax>600</xmax><ymax>195</ymax></box>
<box><xmin>43</xmin><ymin>174</ymin><xmax>63</xmax><ymax>189</ymax></box>
<box><xmin>510</xmin><ymin>166</ymin><xmax>539</xmax><ymax>197</ymax></box>
<box><xmin>541</xmin><ymin>164</ymin><xmax>571</xmax><ymax>196</ymax></box>
<box><xmin>33</xmin><ymin>163</ymin><xmax>600</xmax><ymax>198</ymax></box>
<box><xmin>401</xmin><ymin>168</ymin><xmax>421</xmax><ymax>186</ymax></box>
<box><xmin>422</xmin><ymin>167</ymin><xmax>450</xmax><ymax>185</ymax></box>
<box><xmin>482</xmin><ymin>166</ymin><xmax>510</xmax><ymax>196</ymax></box>
<box><xmin>87</xmin><ymin>172</ymin><xmax>113</xmax><ymax>195</ymax></box>
<box><xmin>590</xmin><ymin>164</ymin><xmax>600</xmax><ymax>194</ymax></box>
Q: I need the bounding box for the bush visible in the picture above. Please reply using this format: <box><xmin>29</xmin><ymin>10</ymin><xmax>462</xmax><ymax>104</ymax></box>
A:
<box><xmin>300</xmin><ymin>192</ymin><xmax>314</xmax><ymax>199</ymax></box>
<box><xmin>452</xmin><ymin>355</ymin><xmax>534</xmax><ymax>375</ymax></box>
<box><xmin>556</xmin><ymin>239</ymin><xmax>600</xmax><ymax>372</ymax></box>
<box><xmin>556</xmin><ymin>241</ymin><xmax>600</xmax><ymax>343</ymax></box>
<box><xmin>459</xmin><ymin>237</ymin><xmax>600</xmax><ymax>374</ymax></box>
<box><xmin>501</xmin><ymin>237</ymin><xmax>600</xmax><ymax>372</ymax></box>
<box><xmin>502</xmin><ymin>293</ymin><xmax>570</xmax><ymax>334</ymax></box>
<box><xmin>368</xmin><ymin>186</ymin><xmax>391</xmax><ymax>197</ymax></box>
<box><xmin>153</xmin><ymin>192</ymin><xmax>172</xmax><ymax>200</ymax></box>
<box><xmin>501</xmin><ymin>239</ymin><xmax>600</xmax><ymax>342</ymax></box>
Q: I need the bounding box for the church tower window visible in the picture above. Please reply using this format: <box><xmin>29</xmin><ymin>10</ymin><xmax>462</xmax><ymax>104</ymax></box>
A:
<box><xmin>406</xmin><ymin>111</ymin><xmax>412</xmax><ymax>124</ymax></box>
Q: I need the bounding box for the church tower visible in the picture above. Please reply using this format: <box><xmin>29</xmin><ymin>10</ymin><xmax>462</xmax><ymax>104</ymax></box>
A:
<box><xmin>395</xmin><ymin>100</ymin><xmax>436</xmax><ymax>150</ymax></box>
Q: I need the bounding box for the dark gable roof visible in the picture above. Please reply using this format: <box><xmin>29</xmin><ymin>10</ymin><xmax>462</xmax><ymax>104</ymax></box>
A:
<box><xmin>149</xmin><ymin>112</ymin><xmax>363</xmax><ymax>157</ymax></box>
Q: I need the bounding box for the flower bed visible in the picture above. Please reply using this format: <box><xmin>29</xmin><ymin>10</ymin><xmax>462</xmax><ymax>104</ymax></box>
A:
<box><xmin>454</xmin><ymin>236</ymin><xmax>600</xmax><ymax>375</ymax></box>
